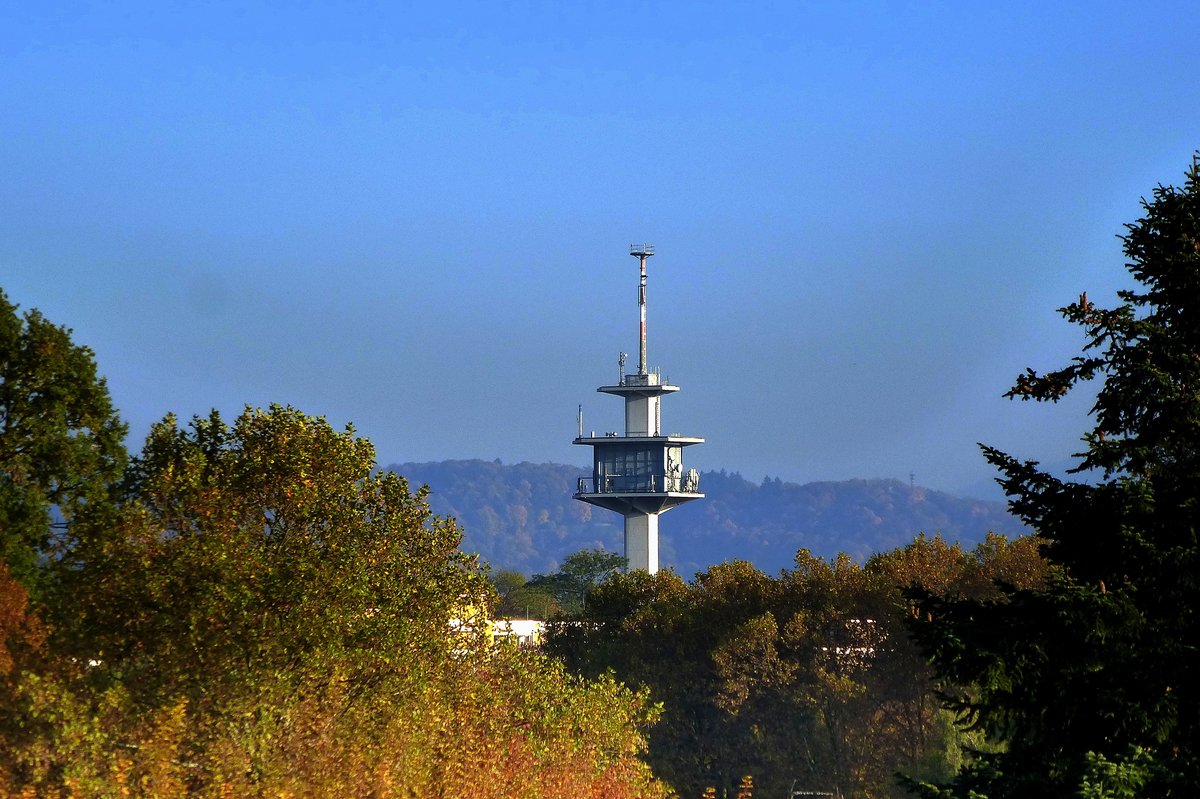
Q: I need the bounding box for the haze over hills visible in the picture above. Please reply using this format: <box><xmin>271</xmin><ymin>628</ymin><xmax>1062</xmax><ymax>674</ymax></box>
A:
<box><xmin>385</xmin><ymin>460</ymin><xmax>1027</xmax><ymax>577</ymax></box>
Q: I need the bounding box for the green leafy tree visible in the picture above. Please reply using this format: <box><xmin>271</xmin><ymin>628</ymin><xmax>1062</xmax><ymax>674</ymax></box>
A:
<box><xmin>33</xmin><ymin>406</ymin><xmax>485</xmax><ymax>792</ymax></box>
<box><xmin>0</xmin><ymin>289</ymin><xmax>126</xmax><ymax>587</ymax></box>
<box><xmin>530</xmin><ymin>547</ymin><xmax>627</xmax><ymax>614</ymax></box>
<box><xmin>909</xmin><ymin>155</ymin><xmax>1200</xmax><ymax>797</ymax></box>
<box><xmin>57</xmin><ymin>406</ymin><xmax>484</xmax><ymax>712</ymax></box>
<box><xmin>492</xmin><ymin>568</ymin><xmax>528</xmax><ymax>597</ymax></box>
<box><xmin>546</xmin><ymin>566</ymin><xmax>732</xmax><ymax>795</ymax></box>
<box><xmin>500</xmin><ymin>585</ymin><xmax>562</xmax><ymax>619</ymax></box>
<box><xmin>491</xmin><ymin>568</ymin><xmax>561</xmax><ymax>619</ymax></box>
<box><xmin>548</xmin><ymin>538</ymin><xmax>1045</xmax><ymax>799</ymax></box>
<box><xmin>549</xmin><ymin>557</ymin><xmax>857</xmax><ymax>797</ymax></box>
<box><xmin>864</xmin><ymin>534</ymin><xmax>1045</xmax><ymax>791</ymax></box>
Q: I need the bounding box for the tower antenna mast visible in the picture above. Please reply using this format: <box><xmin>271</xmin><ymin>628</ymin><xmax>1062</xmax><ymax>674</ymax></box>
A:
<box><xmin>630</xmin><ymin>243</ymin><xmax>654</xmax><ymax>375</ymax></box>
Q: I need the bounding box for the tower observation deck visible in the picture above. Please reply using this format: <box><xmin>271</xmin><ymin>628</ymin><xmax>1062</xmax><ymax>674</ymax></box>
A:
<box><xmin>573</xmin><ymin>245</ymin><xmax>704</xmax><ymax>574</ymax></box>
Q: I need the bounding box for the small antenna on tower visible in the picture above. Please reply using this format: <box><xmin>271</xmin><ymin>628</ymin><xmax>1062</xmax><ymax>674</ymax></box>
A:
<box><xmin>618</xmin><ymin>351</ymin><xmax>627</xmax><ymax>384</ymax></box>
<box><xmin>578</xmin><ymin>404</ymin><xmax>584</xmax><ymax>438</ymax></box>
<box><xmin>629</xmin><ymin>244</ymin><xmax>654</xmax><ymax>375</ymax></box>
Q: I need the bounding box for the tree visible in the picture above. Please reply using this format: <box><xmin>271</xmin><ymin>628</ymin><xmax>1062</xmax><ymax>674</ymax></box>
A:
<box><xmin>0</xmin><ymin>561</ymin><xmax>48</xmax><ymax>785</ymax></box>
<box><xmin>909</xmin><ymin>155</ymin><xmax>1200</xmax><ymax>797</ymax></box>
<box><xmin>545</xmin><ymin>534</ymin><xmax>1048</xmax><ymax>799</ymax></box>
<box><xmin>529</xmin><ymin>547</ymin><xmax>627</xmax><ymax>615</ymax></box>
<box><xmin>32</xmin><ymin>406</ymin><xmax>484</xmax><ymax>792</ymax></box>
<box><xmin>10</xmin><ymin>405</ymin><xmax>668</xmax><ymax>798</ymax></box>
<box><xmin>546</xmin><ymin>565</ymin><xmax>742</xmax><ymax>796</ymax></box>
<box><xmin>491</xmin><ymin>568</ymin><xmax>561</xmax><ymax>619</ymax></box>
<box><xmin>492</xmin><ymin>568</ymin><xmax>528</xmax><ymax>598</ymax></box>
<box><xmin>0</xmin><ymin>289</ymin><xmax>126</xmax><ymax>587</ymax></box>
<box><xmin>56</xmin><ymin>406</ymin><xmax>484</xmax><ymax>712</ymax></box>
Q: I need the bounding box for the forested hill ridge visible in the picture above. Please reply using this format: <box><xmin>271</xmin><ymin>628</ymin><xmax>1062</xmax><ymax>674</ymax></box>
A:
<box><xmin>385</xmin><ymin>460</ymin><xmax>1026</xmax><ymax>575</ymax></box>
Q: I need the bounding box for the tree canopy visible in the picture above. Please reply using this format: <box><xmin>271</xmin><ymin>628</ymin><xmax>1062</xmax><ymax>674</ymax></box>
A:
<box><xmin>909</xmin><ymin>155</ymin><xmax>1200</xmax><ymax>797</ymax></box>
<box><xmin>0</xmin><ymin>290</ymin><xmax>126</xmax><ymax>587</ymax></box>
<box><xmin>545</xmin><ymin>535</ymin><xmax>1044</xmax><ymax>799</ymax></box>
<box><xmin>55</xmin><ymin>406</ymin><xmax>484</xmax><ymax>713</ymax></box>
<box><xmin>529</xmin><ymin>547</ymin><xmax>627</xmax><ymax>615</ymax></box>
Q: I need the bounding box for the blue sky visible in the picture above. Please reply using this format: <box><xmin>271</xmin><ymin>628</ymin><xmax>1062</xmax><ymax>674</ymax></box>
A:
<box><xmin>3</xmin><ymin>1</ymin><xmax>1198</xmax><ymax>499</ymax></box>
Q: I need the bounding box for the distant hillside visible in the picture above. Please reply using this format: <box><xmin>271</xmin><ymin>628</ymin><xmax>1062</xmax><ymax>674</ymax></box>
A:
<box><xmin>385</xmin><ymin>460</ymin><xmax>1026</xmax><ymax>576</ymax></box>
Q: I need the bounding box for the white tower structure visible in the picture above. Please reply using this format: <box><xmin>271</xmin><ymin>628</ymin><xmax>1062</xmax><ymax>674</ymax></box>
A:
<box><xmin>573</xmin><ymin>245</ymin><xmax>704</xmax><ymax>573</ymax></box>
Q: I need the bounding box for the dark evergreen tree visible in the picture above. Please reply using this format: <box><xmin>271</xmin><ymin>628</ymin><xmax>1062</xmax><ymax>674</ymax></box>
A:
<box><xmin>909</xmin><ymin>156</ymin><xmax>1200</xmax><ymax>797</ymax></box>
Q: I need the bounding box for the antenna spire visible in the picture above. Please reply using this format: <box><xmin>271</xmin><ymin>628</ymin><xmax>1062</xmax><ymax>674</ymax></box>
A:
<box><xmin>630</xmin><ymin>243</ymin><xmax>654</xmax><ymax>375</ymax></box>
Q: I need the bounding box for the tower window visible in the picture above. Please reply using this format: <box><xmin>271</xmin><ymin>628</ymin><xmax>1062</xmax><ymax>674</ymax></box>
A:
<box><xmin>593</xmin><ymin>443</ymin><xmax>666</xmax><ymax>492</ymax></box>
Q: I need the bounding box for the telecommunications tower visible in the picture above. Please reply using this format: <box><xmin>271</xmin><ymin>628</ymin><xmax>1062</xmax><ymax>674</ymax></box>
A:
<box><xmin>573</xmin><ymin>245</ymin><xmax>704</xmax><ymax>573</ymax></box>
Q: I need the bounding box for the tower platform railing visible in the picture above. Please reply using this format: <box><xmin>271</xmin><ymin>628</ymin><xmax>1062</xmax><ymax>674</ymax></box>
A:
<box><xmin>576</xmin><ymin>471</ymin><xmax>701</xmax><ymax>495</ymax></box>
<box><xmin>575</xmin><ymin>431</ymin><xmax>692</xmax><ymax>440</ymax></box>
<box><xmin>619</xmin><ymin>370</ymin><xmax>661</xmax><ymax>387</ymax></box>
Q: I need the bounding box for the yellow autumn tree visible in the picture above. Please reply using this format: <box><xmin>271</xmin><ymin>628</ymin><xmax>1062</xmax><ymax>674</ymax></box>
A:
<box><xmin>3</xmin><ymin>405</ymin><xmax>666</xmax><ymax>798</ymax></box>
